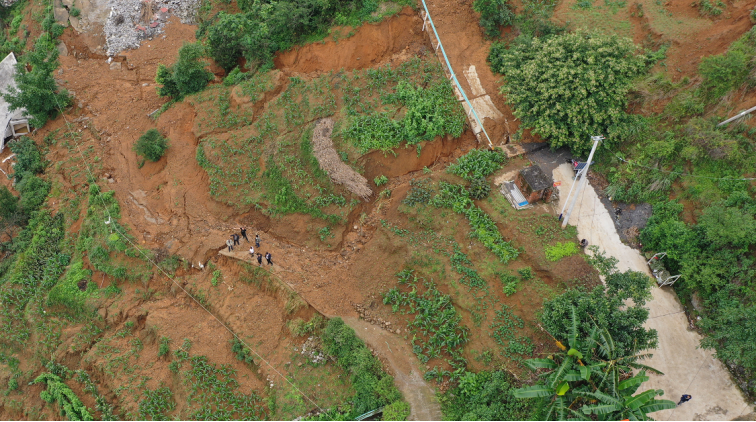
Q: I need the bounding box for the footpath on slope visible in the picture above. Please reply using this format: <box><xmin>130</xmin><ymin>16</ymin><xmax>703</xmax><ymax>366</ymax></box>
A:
<box><xmin>218</xmin><ymin>246</ymin><xmax>443</xmax><ymax>421</ymax></box>
<box><xmin>549</xmin><ymin>162</ymin><xmax>753</xmax><ymax>421</ymax></box>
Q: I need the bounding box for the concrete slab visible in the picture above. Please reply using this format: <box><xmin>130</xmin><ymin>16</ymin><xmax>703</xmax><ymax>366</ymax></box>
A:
<box><xmin>463</xmin><ymin>65</ymin><xmax>486</xmax><ymax>97</ymax></box>
<box><xmin>550</xmin><ymin>163</ymin><xmax>752</xmax><ymax>421</ymax></box>
<box><xmin>461</xmin><ymin>95</ymin><xmax>503</xmax><ymax>134</ymax></box>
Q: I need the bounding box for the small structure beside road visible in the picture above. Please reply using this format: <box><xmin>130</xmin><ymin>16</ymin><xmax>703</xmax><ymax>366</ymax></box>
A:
<box><xmin>500</xmin><ymin>164</ymin><xmax>557</xmax><ymax>210</ymax></box>
<box><xmin>515</xmin><ymin>165</ymin><xmax>555</xmax><ymax>204</ymax></box>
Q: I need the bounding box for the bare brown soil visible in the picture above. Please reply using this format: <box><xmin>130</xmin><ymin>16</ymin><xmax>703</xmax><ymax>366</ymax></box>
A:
<box><xmin>7</xmin><ymin>0</ymin><xmax>756</xmax><ymax>419</ymax></box>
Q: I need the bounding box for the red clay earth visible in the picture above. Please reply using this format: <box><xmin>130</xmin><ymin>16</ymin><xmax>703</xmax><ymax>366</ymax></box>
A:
<box><xmin>5</xmin><ymin>0</ymin><xmax>755</xmax><ymax>418</ymax></box>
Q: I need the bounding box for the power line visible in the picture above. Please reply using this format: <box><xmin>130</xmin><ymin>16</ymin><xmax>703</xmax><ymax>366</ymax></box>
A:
<box><xmin>51</xmin><ymin>97</ymin><xmax>324</xmax><ymax>413</ymax></box>
<box><xmin>615</xmin><ymin>154</ymin><xmax>756</xmax><ymax>181</ymax></box>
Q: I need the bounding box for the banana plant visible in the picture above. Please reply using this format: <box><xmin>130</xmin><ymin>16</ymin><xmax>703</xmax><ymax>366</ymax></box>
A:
<box><xmin>514</xmin><ymin>306</ymin><xmax>676</xmax><ymax>420</ymax></box>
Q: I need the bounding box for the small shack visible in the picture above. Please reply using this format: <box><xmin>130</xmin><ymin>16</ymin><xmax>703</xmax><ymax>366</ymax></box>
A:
<box><xmin>514</xmin><ymin>165</ymin><xmax>554</xmax><ymax>204</ymax></box>
<box><xmin>0</xmin><ymin>52</ymin><xmax>31</xmax><ymax>151</ymax></box>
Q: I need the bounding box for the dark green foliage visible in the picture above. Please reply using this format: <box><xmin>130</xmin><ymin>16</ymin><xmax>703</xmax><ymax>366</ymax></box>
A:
<box><xmin>33</xmin><ymin>372</ymin><xmax>93</xmax><ymax>421</ymax></box>
<box><xmin>0</xmin><ymin>212</ymin><xmax>68</xmax><ymax>346</ymax></box>
<box><xmin>158</xmin><ymin>336</ymin><xmax>171</xmax><ymax>358</ymax></box>
<box><xmin>447</xmin><ymin>148</ymin><xmax>507</xmax><ymax>181</ymax></box>
<box><xmin>473</xmin><ymin>0</ymin><xmax>515</xmax><ymax>38</ymax></box>
<box><xmin>322</xmin><ymin>318</ymin><xmax>406</xmax><ymax>418</ymax></box>
<box><xmin>10</xmin><ymin>136</ymin><xmax>45</xmax><ymax>183</ymax></box>
<box><xmin>17</xmin><ymin>174</ymin><xmax>50</xmax><ymax>212</ymax></box>
<box><xmin>515</xmin><ymin>308</ymin><xmax>675</xmax><ymax>420</ymax></box>
<box><xmin>203</xmin><ymin>0</ymin><xmax>389</xmax><ymax>74</ymax></box>
<box><xmin>697</xmin><ymin>28</ymin><xmax>756</xmax><ymax>102</ymax></box>
<box><xmin>230</xmin><ymin>337</ymin><xmax>256</xmax><ymax>366</ymax></box>
<box><xmin>344</xmin><ymin>81</ymin><xmax>465</xmax><ymax>153</ymax></box>
<box><xmin>441</xmin><ymin>371</ymin><xmax>538</xmax><ymax>420</ymax></box>
<box><xmin>541</xmin><ymin>283</ymin><xmax>658</xmax><ymax>357</ymax></box>
<box><xmin>46</xmin><ymin>261</ymin><xmax>93</xmax><ymax>316</ymax></box>
<box><xmin>490</xmin><ymin>31</ymin><xmax>650</xmax><ymax>154</ymax></box>
<box><xmin>134</xmin><ymin>129</ymin><xmax>169</xmax><ymax>162</ymax></box>
<box><xmin>640</xmin><ymin>198</ymin><xmax>756</xmax><ymax>388</ymax></box>
<box><xmin>402</xmin><ymin>179</ymin><xmax>434</xmax><ymax>206</ymax></box>
<box><xmin>3</xmin><ymin>34</ymin><xmax>70</xmax><ymax>128</ymax></box>
<box><xmin>0</xmin><ymin>186</ymin><xmax>19</xmax><ymax>219</ymax></box>
<box><xmin>468</xmin><ymin>176</ymin><xmax>491</xmax><ymax>200</ymax></box>
<box><xmin>155</xmin><ymin>43</ymin><xmax>213</xmax><ymax>99</ymax></box>
<box><xmin>139</xmin><ymin>386</ymin><xmax>176</xmax><ymax>421</ymax></box>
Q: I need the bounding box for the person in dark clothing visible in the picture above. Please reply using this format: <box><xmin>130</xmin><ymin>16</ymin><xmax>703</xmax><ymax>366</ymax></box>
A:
<box><xmin>256</xmin><ymin>253</ymin><xmax>263</xmax><ymax>266</ymax></box>
<box><xmin>580</xmin><ymin>239</ymin><xmax>588</xmax><ymax>247</ymax></box>
<box><xmin>255</xmin><ymin>234</ymin><xmax>261</xmax><ymax>248</ymax></box>
<box><xmin>232</xmin><ymin>233</ymin><xmax>240</xmax><ymax>245</ymax></box>
<box><xmin>265</xmin><ymin>252</ymin><xmax>272</xmax><ymax>265</ymax></box>
<box><xmin>226</xmin><ymin>238</ymin><xmax>234</xmax><ymax>252</ymax></box>
<box><xmin>677</xmin><ymin>394</ymin><xmax>692</xmax><ymax>405</ymax></box>
<box><xmin>240</xmin><ymin>227</ymin><xmax>248</xmax><ymax>242</ymax></box>
<box><xmin>614</xmin><ymin>208</ymin><xmax>622</xmax><ymax>220</ymax></box>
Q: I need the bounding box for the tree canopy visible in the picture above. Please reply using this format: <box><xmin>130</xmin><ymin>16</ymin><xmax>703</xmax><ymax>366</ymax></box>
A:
<box><xmin>489</xmin><ymin>31</ymin><xmax>650</xmax><ymax>154</ymax></box>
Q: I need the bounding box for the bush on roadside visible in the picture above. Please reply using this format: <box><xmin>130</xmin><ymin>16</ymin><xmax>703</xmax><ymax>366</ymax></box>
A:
<box><xmin>134</xmin><ymin>129</ymin><xmax>169</xmax><ymax>162</ymax></box>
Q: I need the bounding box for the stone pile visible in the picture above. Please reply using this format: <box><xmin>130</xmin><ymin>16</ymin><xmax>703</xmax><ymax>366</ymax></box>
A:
<box><xmin>104</xmin><ymin>0</ymin><xmax>200</xmax><ymax>56</ymax></box>
<box><xmin>353</xmin><ymin>303</ymin><xmax>400</xmax><ymax>334</ymax></box>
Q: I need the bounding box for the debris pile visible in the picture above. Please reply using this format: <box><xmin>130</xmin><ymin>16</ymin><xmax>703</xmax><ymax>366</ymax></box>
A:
<box><xmin>353</xmin><ymin>303</ymin><xmax>400</xmax><ymax>334</ymax></box>
<box><xmin>104</xmin><ymin>0</ymin><xmax>200</xmax><ymax>56</ymax></box>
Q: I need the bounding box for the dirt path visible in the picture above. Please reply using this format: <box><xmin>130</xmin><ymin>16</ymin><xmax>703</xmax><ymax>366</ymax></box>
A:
<box><xmin>341</xmin><ymin>317</ymin><xmax>442</xmax><ymax>421</ymax></box>
<box><xmin>550</xmin><ymin>163</ymin><xmax>753</xmax><ymax>421</ymax></box>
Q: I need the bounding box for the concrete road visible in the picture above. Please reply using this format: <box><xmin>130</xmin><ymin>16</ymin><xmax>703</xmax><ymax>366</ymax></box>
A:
<box><xmin>551</xmin><ymin>163</ymin><xmax>753</xmax><ymax>421</ymax></box>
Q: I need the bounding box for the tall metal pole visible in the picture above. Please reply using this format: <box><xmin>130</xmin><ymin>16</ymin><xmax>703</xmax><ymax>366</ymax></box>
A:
<box><xmin>562</xmin><ymin>136</ymin><xmax>603</xmax><ymax>229</ymax></box>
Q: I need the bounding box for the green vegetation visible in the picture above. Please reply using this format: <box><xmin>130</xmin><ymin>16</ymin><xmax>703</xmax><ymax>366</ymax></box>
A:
<box><xmin>133</xmin><ymin>129</ymin><xmax>169</xmax><ymax>162</ymax></box>
<box><xmin>320</xmin><ymin>318</ymin><xmax>407</xmax><ymax>419</ymax></box>
<box><xmin>473</xmin><ymin>0</ymin><xmax>515</xmax><ymax>38</ymax></box>
<box><xmin>489</xmin><ymin>30</ymin><xmax>652</xmax><ymax>154</ymax></box>
<box><xmin>2</xmin><ymin>7</ymin><xmax>70</xmax><ymax>128</ymax></box>
<box><xmin>541</xmin><ymin>254</ymin><xmax>657</xmax><ymax>357</ymax></box>
<box><xmin>441</xmin><ymin>371</ymin><xmax>538</xmax><ymax>420</ymax></box>
<box><xmin>432</xmin><ymin>182</ymin><xmax>519</xmax><ymax>263</ymax></box>
<box><xmin>544</xmin><ymin>241</ymin><xmax>578</xmax><ymax>261</ymax></box>
<box><xmin>447</xmin><ymin>148</ymin><xmax>507</xmax><ymax>181</ymax></box>
<box><xmin>343</xmin><ymin>81</ymin><xmax>465</xmax><ymax>154</ymax></box>
<box><xmin>697</xmin><ymin>0</ymin><xmax>725</xmax><ymax>16</ymax></box>
<box><xmin>33</xmin><ymin>372</ymin><xmax>93</xmax><ymax>421</ymax></box>
<box><xmin>383</xmin><ymin>269</ymin><xmax>469</xmax><ymax>372</ymax></box>
<box><xmin>155</xmin><ymin>43</ymin><xmax>213</xmax><ymax>99</ymax></box>
<box><xmin>374</xmin><ymin>175</ymin><xmax>389</xmax><ymax>186</ymax></box>
<box><xmin>201</xmin><ymin>0</ymin><xmax>409</xmax><ymax>73</ymax></box>
<box><xmin>138</xmin><ymin>387</ymin><xmax>176</xmax><ymax>421</ymax></box>
<box><xmin>514</xmin><ymin>307</ymin><xmax>675</xmax><ymax>420</ymax></box>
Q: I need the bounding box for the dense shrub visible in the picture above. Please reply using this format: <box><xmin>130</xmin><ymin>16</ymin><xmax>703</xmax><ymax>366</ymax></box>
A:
<box><xmin>473</xmin><ymin>0</ymin><xmax>515</xmax><ymax>38</ymax></box>
<box><xmin>441</xmin><ymin>371</ymin><xmax>539</xmax><ymax>420</ymax></box>
<box><xmin>541</xmin><ymin>283</ymin><xmax>658</xmax><ymax>357</ymax></box>
<box><xmin>490</xmin><ymin>31</ymin><xmax>650</xmax><ymax>154</ymax></box>
<box><xmin>322</xmin><ymin>318</ymin><xmax>406</xmax><ymax>418</ymax></box>
<box><xmin>203</xmin><ymin>0</ymin><xmax>389</xmax><ymax>74</ymax></box>
<box><xmin>468</xmin><ymin>176</ymin><xmax>491</xmax><ymax>200</ymax></box>
<box><xmin>698</xmin><ymin>27</ymin><xmax>756</xmax><ymax>103</ymax></box>
<box><xmin>155</xmin><ymin>43</ymin><xmax>213</xmax><ymax>98</ymax></box>
<box><xmin>134</xmin><ymin>129</ymin><xmax>169</xmax><ymax>162</ymax></box>
<box><xmin>3</xmin><ymin>26</ymin><xmax>69</xmax><ymax>128</ymax></box>
<box><xmin>447</xmin><ymin>148</ymin><xmax>507</xmax><ymax>181</ymax></box>
<box><xmin>344</xmin><ymin>81</ymin><xmax>465</xmax><ymax>153</ymax></box>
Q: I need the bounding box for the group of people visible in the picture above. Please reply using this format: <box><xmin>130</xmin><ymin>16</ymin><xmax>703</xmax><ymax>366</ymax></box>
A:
<box><xmin>225</xmin><ymin>227</ymin><xmax>273</xmax><ymax>266</ymax></box>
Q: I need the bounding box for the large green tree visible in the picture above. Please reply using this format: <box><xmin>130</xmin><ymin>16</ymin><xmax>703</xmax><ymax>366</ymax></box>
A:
<box><xmin>489</xmin><ymin>31</ymin><xmax>650</xmax><ymax>154</ymax></box>
<box><xmin>3</xmin><ymin>34</ymin><xmax>70</xmax><ymax>128</ymax></box>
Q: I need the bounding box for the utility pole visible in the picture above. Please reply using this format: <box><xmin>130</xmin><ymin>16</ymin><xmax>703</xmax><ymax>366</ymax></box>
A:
<box><xmin>562</xmin><ymin>136</ymin><xmax>603</xmax><ymax>229</ymax></box>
